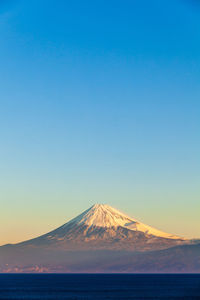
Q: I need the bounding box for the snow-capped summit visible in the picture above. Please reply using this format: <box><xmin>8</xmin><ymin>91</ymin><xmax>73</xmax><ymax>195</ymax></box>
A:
<box><xmin>66</xmin><ymin>203</ymin><xmax>179</xmax><ymax>239</ymax></box>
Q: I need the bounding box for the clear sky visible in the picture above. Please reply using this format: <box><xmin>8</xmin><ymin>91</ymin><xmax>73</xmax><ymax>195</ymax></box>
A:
<box><xmin>0</xmin><ymin>0</ymin><xmax>199</xmax><ymax>245</ymax></box>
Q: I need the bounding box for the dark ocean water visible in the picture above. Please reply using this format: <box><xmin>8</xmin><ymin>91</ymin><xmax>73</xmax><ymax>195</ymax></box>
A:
<box><xmin>0</xmin><ymin>274</ymin><xmax>199</xmax><ymax>300</ymax></box>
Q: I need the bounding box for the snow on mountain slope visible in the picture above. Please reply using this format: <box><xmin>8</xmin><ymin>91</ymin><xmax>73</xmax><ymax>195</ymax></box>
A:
<box><xmin>65</xmin><ymin>204</ymin><xmax>180</xmax><ymax>239</ymax></box>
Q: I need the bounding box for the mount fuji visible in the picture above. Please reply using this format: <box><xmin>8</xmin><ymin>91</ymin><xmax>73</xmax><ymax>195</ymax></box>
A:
<box><xmin>0</xmin><ymin>204</ymin><xmax>199</xmax><ymax>273</ymax></box>
<box><xmin>14</xmin><ymin>204</ymin><xmax>185</xmax><ymax>251</ymax></box>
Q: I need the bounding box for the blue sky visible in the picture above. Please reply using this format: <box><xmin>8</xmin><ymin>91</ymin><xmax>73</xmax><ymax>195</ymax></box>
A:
<box><xmin>0</xmin><ymin>0</ymin><xmax>199</xmax><ymax>244</ymax></box>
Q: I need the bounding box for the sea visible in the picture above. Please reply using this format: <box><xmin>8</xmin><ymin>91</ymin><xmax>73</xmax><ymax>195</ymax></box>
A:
<box><xmin>0</xmin><ymin>274</ymin><xmax>200</xmax><ymax>299</ymax></box>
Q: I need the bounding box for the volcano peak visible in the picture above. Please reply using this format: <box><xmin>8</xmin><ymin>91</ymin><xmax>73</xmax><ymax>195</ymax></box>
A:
<box><xmin>65</xmin><ymin>204</ymin><xmax>181</xmax><ymax>240</ymax></box>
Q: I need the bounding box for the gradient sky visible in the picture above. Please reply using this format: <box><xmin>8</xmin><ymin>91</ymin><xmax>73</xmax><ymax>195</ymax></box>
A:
<box><xmin>0</xmin><ymin>0</ymin><xmax>200</xmax><ymax>245</ymax></box>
